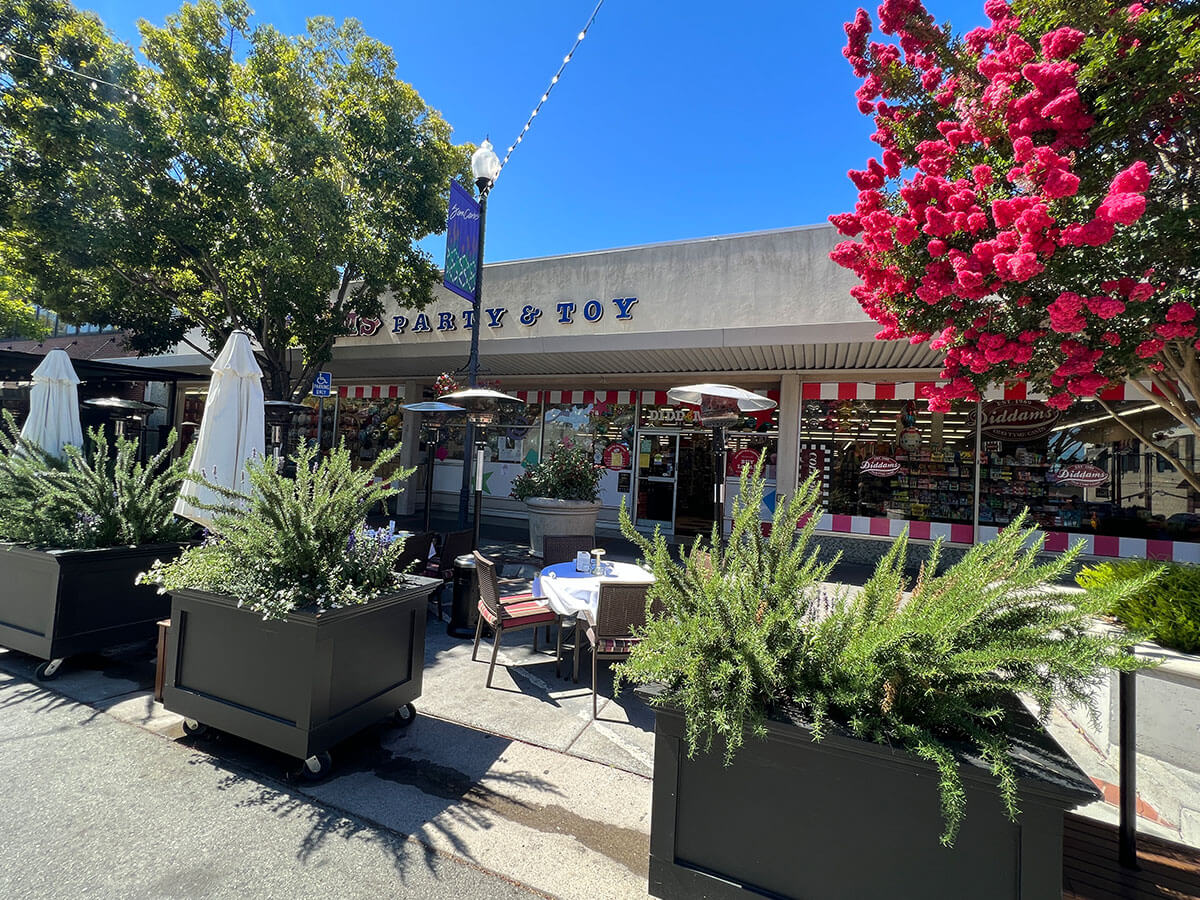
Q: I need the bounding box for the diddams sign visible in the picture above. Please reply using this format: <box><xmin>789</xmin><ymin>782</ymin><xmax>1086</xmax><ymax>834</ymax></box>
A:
<box><xmin>346</xmin><ymin>297</ymin><xmax>640</xmax><ymax>338</ymax></box>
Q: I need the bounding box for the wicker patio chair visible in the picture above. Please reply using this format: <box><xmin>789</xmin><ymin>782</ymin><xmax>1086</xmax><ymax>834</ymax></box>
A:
<box><xmin>471</xmin><ymin>551</ymin><xmax>558</xmax><ymax>689</ymax></box>
<box><xmin>586</xmin><ymin>581</ymin><xmax>657</xmax><ymax>719</ymax></box>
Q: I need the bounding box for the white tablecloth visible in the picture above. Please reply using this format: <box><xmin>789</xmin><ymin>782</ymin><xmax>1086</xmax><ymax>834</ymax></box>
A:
<box><xmin>533</xmin><ymin>561</ymin><xmax>655</xmax><ymax>625</ymax></box>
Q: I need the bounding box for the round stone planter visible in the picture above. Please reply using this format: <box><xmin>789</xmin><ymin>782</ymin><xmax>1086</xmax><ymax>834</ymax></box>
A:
<box><xmin>525</xmin><ymin>498</ymin><xmax>602</xmax><ymax>557</ymax></box>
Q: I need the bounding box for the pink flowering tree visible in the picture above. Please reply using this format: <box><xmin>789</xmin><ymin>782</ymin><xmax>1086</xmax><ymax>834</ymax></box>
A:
<box><xmin>831</xmin><ymin>0</ymin><xmax>1200</xmax><ymax>490</ymax></box>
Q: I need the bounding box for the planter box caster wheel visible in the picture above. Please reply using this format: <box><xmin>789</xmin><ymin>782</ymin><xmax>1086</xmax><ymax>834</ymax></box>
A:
<box><xmin>393</xmin><ymin>702</ymin><xmax>417</xmax><ymax>727</ymax></box>
<box><xmin>35</xmin><ymin>659</ymin><xmax>64</xmax><ymax>681</ymax></box>
<box><xmin>182</xmin><ymin>719</ymin><xmax>209</xmax><ymax>738</ymax></box>
<box><xmin>301</xmin><ymin>751</ymin><xmax>333</xmax><ymax>781</ymax></box>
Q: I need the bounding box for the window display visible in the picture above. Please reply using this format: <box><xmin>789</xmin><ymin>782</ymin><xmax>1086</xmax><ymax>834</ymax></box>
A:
<box><xmin>799</xmin><ymin>398</ymin><xmax>977</xmax><ymax>526</ymax></box>
<box><xmin>797</xmin><ymin>387</ymin><xmax>1200</xmax><ymax>546</ymax></box>
<box><xmin>986</xmin><ymin>399</ymin><xmax>1198</xmax><ymax>541</ymax></box>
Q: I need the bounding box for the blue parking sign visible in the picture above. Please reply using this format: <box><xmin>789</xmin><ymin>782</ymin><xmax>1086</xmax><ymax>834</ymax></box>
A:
<box><xmin>312</xmin><ymin>372</ymin><xmax>332</xmax><ymax>397</ymax></box>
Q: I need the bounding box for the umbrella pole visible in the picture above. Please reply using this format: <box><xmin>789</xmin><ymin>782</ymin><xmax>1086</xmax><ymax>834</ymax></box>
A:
<box><xmin>712</xmin><ymin>425</ymin><xmax>726</xmax><ymax>546</ymax></box>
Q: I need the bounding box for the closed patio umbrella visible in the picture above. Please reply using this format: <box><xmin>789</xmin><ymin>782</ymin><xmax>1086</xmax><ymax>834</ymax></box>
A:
<box><xmin>173</xmin><ymin>332</ymin><xmax>265</xmax><ymax>528</ymax></box>
<box><xmin>20</xmin><ymin>349</ymin><xmax>83</xmax><ymax>459</ymax></box>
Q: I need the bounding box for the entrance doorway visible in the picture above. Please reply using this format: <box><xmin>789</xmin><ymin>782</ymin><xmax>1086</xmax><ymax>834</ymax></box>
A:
<box><xmin>635</xmin><ymin>432</ymin><xmax>677</xmax><ymax>533</ymax></box>
<box><xmin>675</xmin><ymin>432</ymin><xmax>716</xmax><ymax>537</ymax></box>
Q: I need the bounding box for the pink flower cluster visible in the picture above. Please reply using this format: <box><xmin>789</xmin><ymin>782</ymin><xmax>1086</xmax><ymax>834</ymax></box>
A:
<box><xmin>831</xmin><ymin>0</ymin><xmax>1166</xmax><ymax>412</ymax></box>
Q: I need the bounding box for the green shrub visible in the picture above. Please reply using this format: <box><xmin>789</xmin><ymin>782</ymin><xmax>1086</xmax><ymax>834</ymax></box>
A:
<box><xmin>140</xmin><ymin>441</ymin><xmax>415</xmax><ymax>620</ymax></box>
<box><xmin>618</xmin><ymin>461</ymin><xmax>1156</xmax><ymax>846</ymax></box>
<box><xmin>1076</xmin><ymin>559</ymin><xmax>1200</xmax><ymax>654</ymax></box>
<box><xmin>0</xmin><ymin>410</ymin><xmax>194</xmax><ymax>549</ymax></box>
<box><xmin>510</xmin><ymin>440</ymin><xmax>601</xmax><ymax>502</ymax></box>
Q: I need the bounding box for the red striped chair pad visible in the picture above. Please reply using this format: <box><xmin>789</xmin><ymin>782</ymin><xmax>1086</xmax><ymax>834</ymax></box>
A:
<box><xmin>478</xmin><ymin>598</ymin><xmax>557</xmax><ymax>627</ymax></box>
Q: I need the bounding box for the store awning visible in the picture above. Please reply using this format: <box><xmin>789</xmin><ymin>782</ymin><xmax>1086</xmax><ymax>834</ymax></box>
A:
<box><xmin>326</xmin><ymin>329</ymin><xmax>946</xmax><ymax>381</ymax></box>
<box><xmin>0</xmin><ymin>349</ymin><xmax>201</xmax><ymax>384</ymax></box>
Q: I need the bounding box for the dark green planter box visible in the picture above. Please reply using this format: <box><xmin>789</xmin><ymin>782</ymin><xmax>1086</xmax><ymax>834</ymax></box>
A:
<box><xmin>638</xmin><ymin>686</ymin><xmax>1099</xmax><ymax>900</ymax></box>
<box><xmin>0</xmin><ymin>542</ymin><xmax>183</xmax><ymax>662</ymax></box>
<box><xmin>162</xmin><ymin>576</ymin><xmax>440</xmax><ymax>762</ymax></box>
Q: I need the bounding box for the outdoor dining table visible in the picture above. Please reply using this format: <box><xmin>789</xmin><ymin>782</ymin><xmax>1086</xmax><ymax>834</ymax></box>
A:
<box><xmin>532</xmin><ymin>561</ymin><xmax>655</xmax><ymax>625</ymax></box>
<box><xmin>532</xmin><ymin>561</ymin><xmax>655</xmax><ymax>682</ymax></box>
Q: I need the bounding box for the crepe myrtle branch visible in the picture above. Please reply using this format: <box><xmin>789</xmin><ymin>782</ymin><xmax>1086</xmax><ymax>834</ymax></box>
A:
<box><xmin>1096</xmin><ymin>397</ymin><xmax>1200</xmax><ymax>496</ymax></box>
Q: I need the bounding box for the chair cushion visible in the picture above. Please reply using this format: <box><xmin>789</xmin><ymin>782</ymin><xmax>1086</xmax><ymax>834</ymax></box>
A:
<box><xmin>477</xmin><ymin>598</ymin><xmax>557</xmax><ymax>627</ymax></box>
<box><xmin>594</xmin><ymin>636</ymin><xmax>641</xmax><ymax>654</ymax></box>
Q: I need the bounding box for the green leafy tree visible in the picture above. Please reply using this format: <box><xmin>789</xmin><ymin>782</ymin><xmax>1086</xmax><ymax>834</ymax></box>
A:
<box><xmin>0</xmin><ymin>257</ymin><xmax>45</xmax><ymax>339</ymax></box>
<box><xmin>0</xmin><ymin>0</ymin><xmax>468</xmax><ymax>398</ymax></box>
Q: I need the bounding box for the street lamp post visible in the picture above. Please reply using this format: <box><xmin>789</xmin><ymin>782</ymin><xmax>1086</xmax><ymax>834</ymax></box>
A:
<box><xmin>457</xmin><ymin>140</ymin><xmax>502</xmax><ymax>529</ymax></box>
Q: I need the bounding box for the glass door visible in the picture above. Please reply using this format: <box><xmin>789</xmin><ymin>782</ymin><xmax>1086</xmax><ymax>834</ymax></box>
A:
<box><xmin>635</xmin><ymin>432</ymin><xmax>678</xmax><ymax>533</ymax></box>
<box><xmin>675</xmin><ymin>432</ymin><xmax>716</xmax><ymax>537</ymax></box>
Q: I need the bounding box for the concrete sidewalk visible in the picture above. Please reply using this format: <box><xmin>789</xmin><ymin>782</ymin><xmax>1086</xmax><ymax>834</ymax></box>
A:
<box><xmin>0</xmin><ymin>671</ymin><xmax>543</xmax><ymax>900</ymax></box>
<box><xmin>0</xmin><ymin>613</ymin><xmax>655</xmax><ymax>900</ymax></box>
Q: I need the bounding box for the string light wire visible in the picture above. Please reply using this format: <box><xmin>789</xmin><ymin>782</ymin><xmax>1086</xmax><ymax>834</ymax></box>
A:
<box><xmin>0</xmin><ymin>44</ymin><xmax>295</xmax><ymax>148</ymax></box>
<box><xmin>496</xmin><ymin>0</ymin><xmax>605</xmax><ymax>183</ymax></box>
<box><xmin>0</xmin><ymin>45</ymin><xmax>142</xmax><ymax>103</ymax></box>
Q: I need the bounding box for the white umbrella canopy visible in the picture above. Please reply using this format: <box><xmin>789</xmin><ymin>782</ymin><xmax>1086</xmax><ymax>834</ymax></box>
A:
<box><xmin>665</xmin><ymin>383</ymin><xmax>778</xmax><ymax>411</ymax></box>
<box><xmin>174</xmin><ymin>332</ymin><xmax>266</xmax><ymax>528</ymax></box>
<box><xmin>666</xmin><ymin>383</ymin><xmax>777</xmax><ymax>427</ymax></box>
<box><xmin>19</xmin><ymin>349</ymin><xmax>83</xmax><ymax>459</ymax></box>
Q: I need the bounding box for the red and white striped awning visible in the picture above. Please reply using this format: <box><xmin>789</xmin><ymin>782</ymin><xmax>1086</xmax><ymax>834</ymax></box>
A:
<box><xmin>802</xmin><ymin>381</ymin><xmax>1162</xmax><ymax>403</ymax></box>
<box><xmin>337</xmin><ymin>384</ymin><xmax>404</xmax><ymax>400</ymax></box>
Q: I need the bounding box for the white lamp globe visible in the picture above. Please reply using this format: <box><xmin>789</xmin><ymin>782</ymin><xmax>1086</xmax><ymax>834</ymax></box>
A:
<box><xmin>471</xmin><ymin>139</ymin><xmax>501</xmax><ymax>184</ymax></box>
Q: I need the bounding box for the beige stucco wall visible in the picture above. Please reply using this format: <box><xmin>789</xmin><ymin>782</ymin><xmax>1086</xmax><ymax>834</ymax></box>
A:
<box><xmin>340</xmin><ymin>224</ymin><xmax>865</xmax><ymax>352</ymax></box>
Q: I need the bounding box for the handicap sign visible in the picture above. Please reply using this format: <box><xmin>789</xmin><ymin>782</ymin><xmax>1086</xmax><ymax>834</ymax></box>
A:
<box><xmin>312</xmin><ymin>372</ymin><xmax>332</xmax><ymax>397</ymax></box>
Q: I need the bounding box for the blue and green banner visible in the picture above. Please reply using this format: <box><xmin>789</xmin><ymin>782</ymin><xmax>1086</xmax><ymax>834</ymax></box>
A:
<box><xmin>443</xmin><ymin>181</ymin><xmax>480</xmax><ymax>301</ymax></box>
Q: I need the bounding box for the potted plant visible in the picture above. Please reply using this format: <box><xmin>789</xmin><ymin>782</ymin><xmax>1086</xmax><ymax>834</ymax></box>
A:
<box><xmin>617</xmin><ymin>462</ymin><xmax>1155</xmax><ymax>900</ymax></box>
<box><xmin>141</xmin><ymin>441</ymin><xmax>440</xmax><ymax>779</ymax></box>
<box><xmin>510</xmin><ymin>441</ymin><xmax>603</xmax><ymax>557</ymax></box>
<box><xmin>0</xmin><ymin>413</ymin><xmax>194</xmax><ymax>680</ymax></box>
<box><xmin>1066</xmin><ymin>561</ymin><xmax>1200</xmax><ymax>822</ymax></box>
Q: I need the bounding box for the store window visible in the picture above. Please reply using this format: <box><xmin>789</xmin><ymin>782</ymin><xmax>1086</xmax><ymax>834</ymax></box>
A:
<box><xmin>330</xmin><ymin>396</ymin><xmax>401</xmax><ymax>462</ymax></box>
<box><xmin>538</xmin><ymin>399</ymin><xmax>637</xmax><ymax>508</ymax></box>
<box><xmin>799</xmin><ymin>398</ymin><xmax>977</xmax><ymax>525</ymax></box>
<box><xmin>986</xmin><ymin>398</ymin><xmax>1199</xmax><ymax>541</ymax></box>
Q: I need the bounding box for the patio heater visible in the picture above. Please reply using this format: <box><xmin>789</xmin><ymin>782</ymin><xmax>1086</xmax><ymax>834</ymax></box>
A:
<box><xmin>438</xmin><ymin>387</ymin><xmax>523</xmax><ymax>550</ymax></box>
<box><xmin>82</xmin><ymin>397</ymin><xmax>162</xmax><ymax>461</ymax></box>
<box><xmin>263</xmin><ymin>400</ymin><xmax>309</xmax><ymax>475</ymax></box>
<box><xmin>665</xmin><ymin>384</ymin><xmax>777</xmax><ymax>541</ymax></box>
<box><xmin>402</xmin><ymin>401</ymin><xmax>466</xmax><ymax>531</ymax></box>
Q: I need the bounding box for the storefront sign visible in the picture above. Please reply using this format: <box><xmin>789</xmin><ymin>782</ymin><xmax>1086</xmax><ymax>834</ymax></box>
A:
<box><xmin>645</xmin><ymin>406</ymin><xmax>697</xmax><ymax>427</ymax></box>
<box><xmin>727</xmin><ymin>448</ymin><xmax>761</xmax><ymax>477</ymax></box>
<box><xmin>387</xmin><ymin>296</ymin><xmax>638</xmax><ymax>336</ymax></box>
<box><xmin>861</xmin><ymin>456</ymin><xmax>902</xmax><ymax>477</ymax></box>
<box><xmin>1051</xmin><ymin>463</ymin><xmax>1110</xmax><ymax>487</ymax></box>
<box><xmin>968</xmin><ymin>400</ymin><xmax>1061</xmax><ymax>441</ymax></box>
<box><xmin>601</xmin><ymin>442</ymin><xmax>631</xmax><ymax>470</ymax></box>
<box><xmin>799</xmin><ymin>447</ymin><xmax>825</xmax><ymax>485</ymax></box>
<box><xmin>443</xmin><ymin>181</ymin><xmax>480</xmax><ymax>302</ymax></box>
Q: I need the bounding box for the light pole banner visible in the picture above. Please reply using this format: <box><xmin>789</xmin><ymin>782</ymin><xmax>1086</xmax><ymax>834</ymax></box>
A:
<box><xmin>443</xmin><ymin>180</ymin><xmax>481</xmax><ymax>302</ymax></box>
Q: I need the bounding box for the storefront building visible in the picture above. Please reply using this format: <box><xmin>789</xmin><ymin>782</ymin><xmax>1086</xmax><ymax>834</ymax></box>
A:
<box><xmin>145</xmin><ymin>224</ymin><xmax>1197</xmax><ymax>562</ymax></box>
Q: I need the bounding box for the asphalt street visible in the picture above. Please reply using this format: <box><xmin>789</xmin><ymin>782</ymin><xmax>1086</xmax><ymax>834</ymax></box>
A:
<box><xmin>0</xmin><ymin>672</ymin><xmax>542</xmax><ymax>900</ymax></box>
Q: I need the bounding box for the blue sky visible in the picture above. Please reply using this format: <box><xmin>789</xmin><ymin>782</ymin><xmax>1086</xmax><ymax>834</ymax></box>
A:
<box><xmin>83</xmin><ymin>0</ymin><xmax>988</xmax><ymax>263</ymax></box>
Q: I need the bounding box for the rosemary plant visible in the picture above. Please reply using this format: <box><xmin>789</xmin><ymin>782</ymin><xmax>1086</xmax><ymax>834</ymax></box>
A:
<box><xmin>141</xmin><ymin>441</ymin><xmax>416</xmax><ymax>620</ymax></box>
<box><xmin>0</xmin><ymin>410</ymin><xmax>194</xmax><ymax>549</ymax></box>
<box><xmin>617</xmin><ymin>460</ymin><xmax>1157</xmax><ymax>845</ymax></box>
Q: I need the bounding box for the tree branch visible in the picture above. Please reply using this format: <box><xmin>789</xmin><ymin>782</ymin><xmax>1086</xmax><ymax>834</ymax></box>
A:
<box><xmin>1097</xmin><ymin>397</ymin><xmax>1200</xmax><ymax>496</ymax></box>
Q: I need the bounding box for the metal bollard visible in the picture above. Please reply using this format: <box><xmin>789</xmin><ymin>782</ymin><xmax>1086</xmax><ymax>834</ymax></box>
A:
<box><xmin>447</xmin><ymin>554</ymin><xmax>478</xmax><ymax>639</ymax></box>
